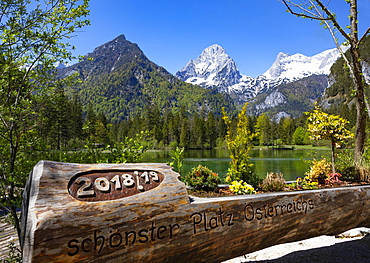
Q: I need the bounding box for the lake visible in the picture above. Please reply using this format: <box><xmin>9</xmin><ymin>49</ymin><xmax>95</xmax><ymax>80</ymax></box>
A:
<box><xmin>141</xmin><ymin>148</ymin><xmax>331</xmax><ymax>182</ymax></box>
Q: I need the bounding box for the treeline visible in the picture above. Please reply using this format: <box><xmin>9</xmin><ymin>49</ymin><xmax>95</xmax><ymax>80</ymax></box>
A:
<box><xmin>36</xmin><ymin>88</ymin><xmax>357</xmax><ymax>151</ymax></box>
<box><xmin>110</xmin><ymin>106</ymin><xmax>227</xmax><ymax>149</ymax></box>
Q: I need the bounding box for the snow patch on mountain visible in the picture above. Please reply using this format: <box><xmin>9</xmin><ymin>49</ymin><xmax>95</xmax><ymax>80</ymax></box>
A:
<box><xmin>262</xmin><ymin>47</ymin><xmax>346</xmax><ymax>81</ymax></box>
<box><xmin>362</xmin><ymin>61</ymin><xmax>370</xmax><ymax>84</ymax></box>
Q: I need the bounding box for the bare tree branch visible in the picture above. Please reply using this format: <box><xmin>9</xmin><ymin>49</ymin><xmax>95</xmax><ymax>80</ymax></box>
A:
<box><xmin>359</xmin><ymin>27</ymin><xmax>370</xmax><ymax>44</ymax></box>
<box><xmin>282</xmin><ymin>0</ymin><xmax>351</xmax><ymax>42</ymax></box>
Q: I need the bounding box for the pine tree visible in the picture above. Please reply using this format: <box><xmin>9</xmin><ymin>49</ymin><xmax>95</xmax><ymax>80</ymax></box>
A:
<box><xmin>255</xmin><ymin>114</ymin><xmax>272</xmax><ymax>146</ymax></box>
<box><xmin>68</xmin><ymin>95</ymin><xmax>84</xmax><ymax>146</ymax></box>
<box><xmin>205</xmin><ymin>112</ymin><xmax>217</xmax><ymax>148</ymax></box>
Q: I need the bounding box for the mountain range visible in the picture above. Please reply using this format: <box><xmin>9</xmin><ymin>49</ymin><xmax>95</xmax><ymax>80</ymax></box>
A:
<box><xmin>58</xmin><ymin>34</ymin><xmax>370</xmax><ymax>122</ymax></box>
<box><xmin>176</xmin><ymin>44</ymin><xmax>345</xmax><ymax>105</ymax></box>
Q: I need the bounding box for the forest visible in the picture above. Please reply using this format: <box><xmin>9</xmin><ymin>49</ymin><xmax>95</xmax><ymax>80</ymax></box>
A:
<box><xmin>38</xmin><ymin>86</ymin><xmax>358</xmax><ymax>152</ymax></box>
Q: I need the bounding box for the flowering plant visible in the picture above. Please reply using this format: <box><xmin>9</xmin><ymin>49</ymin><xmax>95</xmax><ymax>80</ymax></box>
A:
<box><xmin>288</xmin><ymin>176</ymin><xmax>319</xmax><ymax>190</ymax></box>
<box><xmin>327</xmin><ymin>172</ymin><xmax>342</xmax><ymax>183</ymax></box>
<box><xmin>184</xmin><ymin>165</ymin><xmax>221</xmax><ymax>191</ymax></box>
<box><xmin>229</xmin><ymin>180</ymin><xmax>255</xmax><ymax>195</ymax></box>
<box><xmin>305</xmin><ymin>158</ymin><xmax>332</xmax><ymax>183</ymax></box>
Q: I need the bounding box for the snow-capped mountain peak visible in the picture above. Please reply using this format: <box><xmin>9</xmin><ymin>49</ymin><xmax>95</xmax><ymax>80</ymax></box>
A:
<box><xmin>176</xmin><ymin>44</ymin><xmax>242</xmax><ymax>91</ymax></box>
<box><xmin>262</xmin><ymin>47</ymin><xmax>345</xmax><ymax>80</ymax></box>
<box><xmin>195</xmin><ymin>44</ymin><xmax>231</xmax><ymax>71</ymax></box>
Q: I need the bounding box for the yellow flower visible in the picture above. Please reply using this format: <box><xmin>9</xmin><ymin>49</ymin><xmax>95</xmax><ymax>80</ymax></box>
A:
<box><xmin>229</xmin><ymin>180</ymin><xmax>255</xmax><ymax>195</ymax></box>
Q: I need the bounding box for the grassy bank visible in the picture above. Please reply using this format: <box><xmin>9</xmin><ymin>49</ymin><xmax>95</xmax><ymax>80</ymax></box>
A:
<box><xmin>252</xmin><ymin>145</ymin><xmax>332</xmax><ymax>151</ymax></box>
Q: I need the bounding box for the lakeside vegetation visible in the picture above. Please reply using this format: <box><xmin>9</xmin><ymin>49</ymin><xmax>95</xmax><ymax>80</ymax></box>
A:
<box><xmin>28</xmin><ymin>89</ymin><xmax>365</xmax><ymax>185</ymax></box>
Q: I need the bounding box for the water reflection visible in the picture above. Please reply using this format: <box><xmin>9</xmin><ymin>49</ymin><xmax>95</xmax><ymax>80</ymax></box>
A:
<box><xmin>141</xmin><ymin>148</ymin><xmax>330</xmax><ymax>182</ymax></box>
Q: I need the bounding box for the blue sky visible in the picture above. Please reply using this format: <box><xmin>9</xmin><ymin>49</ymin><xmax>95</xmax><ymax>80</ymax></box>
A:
<box><xmin>69</xmin><ymin>0</ymin><xmax>370</xmax><ymax>77</ymax></box>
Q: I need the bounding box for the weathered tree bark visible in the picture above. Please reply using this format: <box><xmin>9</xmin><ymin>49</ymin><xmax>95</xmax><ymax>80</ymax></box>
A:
<box><xmin>22</xmin><ymin>161</ymin><xmax>370</xmax><ymax>263</ymax></box>
<box><xmin>352</xmin><ymin>46</ymin><xmax>367</xmax><ymax>163</ymax></box>
<box><xmin>349</xmin><ymin>0</ymin><xmax>367</xmax><ymax>164</ymax></box>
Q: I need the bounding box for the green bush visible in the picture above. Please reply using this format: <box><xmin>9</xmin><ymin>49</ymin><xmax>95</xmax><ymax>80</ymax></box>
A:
<box><xmin>337</xmin><ymin>149</ymin><xmax>370</xmax><ymax>181</ymax></box>
<box><xmin>183</xmin><ymin>165</ymin><xmax>221</xmax><ymax>192</ymax></box>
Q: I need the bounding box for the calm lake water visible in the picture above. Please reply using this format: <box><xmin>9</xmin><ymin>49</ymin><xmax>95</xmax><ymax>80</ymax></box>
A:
<box><xmin>141</xmin><ymin>148</ymin><xmax>331</xmax><ymax>182</ymax></box>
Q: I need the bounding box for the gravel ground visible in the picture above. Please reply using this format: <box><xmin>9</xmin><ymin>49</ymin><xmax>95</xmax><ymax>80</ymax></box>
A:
<box><xmin>224</xmin><ymin>228</ymin><xmax>370</xmax><ymax>263</ymax></box>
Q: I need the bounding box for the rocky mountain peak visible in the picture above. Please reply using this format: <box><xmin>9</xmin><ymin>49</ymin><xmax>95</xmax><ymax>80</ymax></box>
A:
<box><xmin>176</xmin><ymin>44</ymin><xmax>242</xmax><ymax>91</ymax></box>
<box><xmin>90</xmin><ymin>34</ymin><xmax>141</xmax><ymax>60</ymax></box>
<box><xmin>199</xmin><ymin>44</ymin><xmax>227</xmax><ymax>59</ymax></box>
<box><xmin>58</xmin><ymin>34</ymin><xmax>154</xmax><ymax>80</ymax></box>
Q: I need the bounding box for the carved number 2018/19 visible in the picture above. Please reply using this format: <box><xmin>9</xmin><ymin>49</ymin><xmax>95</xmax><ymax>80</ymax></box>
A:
<box><xmin>75</xmin><ymin>171</ymin><xmax>160</xmax><ymax>197</ymax></box>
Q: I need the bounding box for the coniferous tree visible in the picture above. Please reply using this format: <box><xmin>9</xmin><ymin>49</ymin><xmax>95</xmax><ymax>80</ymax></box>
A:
<box><xmin>68</xmin><ymin>95</ymin><xmax>84</xmax><ymax>146</ymax></box>
<box><xmin>84</xmin><ymin>103</ymin><xmax>97</xmax><ymax>141</ymax></box>
<box><xmin>279</xmin><ymin>117</ymin><xmax>295</xmax><ymax>145</ymax></box>
<box><xmin>179</xmin><ymin>119</ymin><xmax>190</xmax><ymax>148</ymax></box>
<box><xmin>205</xmin><ymin>112</ymin><xmax>217</xmax><ymax>148</ymax></box>
<box><xmin>255</xmin><ymin>114</ymin><xmax>273</xmax><ymax>146</ymax></box>
<box><xmin>191</xmin><ymin>113</ymin><xmax>205</xmax><ymax>148</ymax></box>
<box><xmin>51</xmin><ymin>87</ymin><xmax>71</xmax><ymax>149</ymax></box>
<box><xmin>222</xmin><ymin>104</ymin><xmax>259</xmax><ymax>186</ymax></box>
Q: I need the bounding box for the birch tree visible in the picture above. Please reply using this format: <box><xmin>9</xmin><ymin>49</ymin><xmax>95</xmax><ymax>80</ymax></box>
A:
<box><xmin>280</xmin><ymin>0</ymin><xmax>369</xmax><ymax>166</ymax></box>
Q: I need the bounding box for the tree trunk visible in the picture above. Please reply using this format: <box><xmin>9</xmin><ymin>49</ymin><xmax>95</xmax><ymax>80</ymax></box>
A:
<box><xmin>349</xmin><ymin>0</ymin><xmax>367</xmax><ymax>166</ymax></box>
<box><xmin>353</xmin><ymin>51</ymin><xmax>367</xmax><ymax>165</ymax></box>
<box><xmin>10</xmin><ymin>205</ymin><xmax>22</xmax><ymax>248</ymax></box>
<box><xmin>331</xmin><ymin>141</ymin><xmax>336</xmax><ymax>174</ymax></box>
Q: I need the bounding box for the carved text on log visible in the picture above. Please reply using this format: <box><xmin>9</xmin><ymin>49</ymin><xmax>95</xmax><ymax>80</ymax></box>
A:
<box><xmin>68</xmin><ymin>170</ymin><xmax>164</xmax><ymax>201</ymax></box>
<box><xmin>64</xmin><ymin>198</ymin><xmax>315</xmax><ymax>257</ymax></box>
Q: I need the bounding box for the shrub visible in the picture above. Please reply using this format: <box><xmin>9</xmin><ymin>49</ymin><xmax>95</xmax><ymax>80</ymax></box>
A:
<box><xmin>260</xmin><ymin>172</ymin><xmax>286</xmax><ymax>192</ymax></box>
<box><xmin>229</xmin><ymin>180</ymin><xmax>255</xmax><ymax>195</ymax></box>
<box><xmin>169</xmin><ymin>147</ymin><xmax>184</xmax><ymax>174</ymax></box>
<box><xmin>337</xmin><ymin>149</ymin><xmax>370</xmax><ymax>182</ymax></box>
<box><xmin>183</xmin><ymin>165</ymin><xmax>221</xmax><ymax>192</ymax></box>
<box><xmin>222</xmin><ymin>104</ymin><xmax>260</xmax><ymax>187</ymax></box>
<box><xmin>305</xmin><ymin>158</ymin><xmax>332</xmax><ymax>183</ymax></box>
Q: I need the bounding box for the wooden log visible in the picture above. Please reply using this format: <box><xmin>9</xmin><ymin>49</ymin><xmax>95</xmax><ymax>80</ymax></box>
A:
<box><xmin>21</xmin><ymin>161</ymin><xmax>370</xmax><ymax>263</ymax></box>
